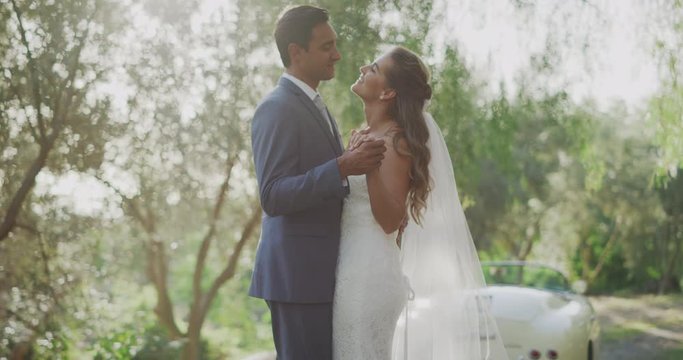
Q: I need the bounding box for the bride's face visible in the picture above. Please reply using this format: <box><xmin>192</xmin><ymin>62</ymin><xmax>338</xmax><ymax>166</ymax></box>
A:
<box><xmin>351</xmin><ymin>54</ymin><xmax>395</xmax><ymax>102</ymax></box>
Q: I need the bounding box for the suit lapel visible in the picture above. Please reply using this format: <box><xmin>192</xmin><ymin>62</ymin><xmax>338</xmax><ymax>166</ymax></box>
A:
<box><xmin>279</xmin><ymin>77</ymin><xmax>343</xmax><ymax>156</ymax></box>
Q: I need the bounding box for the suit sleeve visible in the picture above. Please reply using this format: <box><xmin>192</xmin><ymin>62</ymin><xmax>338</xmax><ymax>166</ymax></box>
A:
<box><xmin>252</xmin><ymin>99</ymin><xmax>347</xmax><ymax>217</ymax></box>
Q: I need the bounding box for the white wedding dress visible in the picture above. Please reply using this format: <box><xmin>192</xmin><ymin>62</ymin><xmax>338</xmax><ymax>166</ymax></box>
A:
<box><xmin>332</xmin><ymin>113</ymin><xmax>509</xmax><ymax>360</ymax></box>
<box><xmin>333</xmin><ymin>174</ymin><xmax>410</xmax><ymax>360</ymax></box>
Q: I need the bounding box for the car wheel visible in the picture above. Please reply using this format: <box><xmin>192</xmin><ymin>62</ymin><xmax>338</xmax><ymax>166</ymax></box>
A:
<box><xmin>588</xmin><ymin>341</ymin><xmax>593</xmax><ymax>360</ymax></box>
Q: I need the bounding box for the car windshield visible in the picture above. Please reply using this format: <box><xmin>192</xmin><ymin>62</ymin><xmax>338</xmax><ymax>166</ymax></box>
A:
<box><xmin>482</xmin><ymin>264</ymin><xmax>571</xmax><ymax>292</ymax></box>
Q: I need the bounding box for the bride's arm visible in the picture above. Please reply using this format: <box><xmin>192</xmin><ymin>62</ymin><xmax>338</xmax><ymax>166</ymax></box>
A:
<box><xmin>366</xmin><ymin>137</ymin><xmax>411</xmax><ymax>234</ymax></box>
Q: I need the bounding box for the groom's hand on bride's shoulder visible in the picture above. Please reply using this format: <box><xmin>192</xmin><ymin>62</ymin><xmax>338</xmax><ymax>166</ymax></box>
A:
<box><xmin>337</xmin><ymin>134</ymin><xmax>386</xmax><ymax>177</ymax></box>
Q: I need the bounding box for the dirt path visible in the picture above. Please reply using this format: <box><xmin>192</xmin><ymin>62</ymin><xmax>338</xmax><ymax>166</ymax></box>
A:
<box><xmin>591</xmin><ymin>295</ymin><xmax>683</xmax><ymax>360</ymax></box>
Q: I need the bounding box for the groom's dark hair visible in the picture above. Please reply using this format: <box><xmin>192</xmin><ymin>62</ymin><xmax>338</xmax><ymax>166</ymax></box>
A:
<box><xmin>274</xmin><ymin>5</ymin><xmax>329</xmax><ymax>67</ymax></box>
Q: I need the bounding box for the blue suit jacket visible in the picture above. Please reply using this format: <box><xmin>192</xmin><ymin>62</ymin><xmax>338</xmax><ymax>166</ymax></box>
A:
<box><xmin>249</xmin><ymin>77</ymin><xmax>348</xmax><ymax>303</ymax></box>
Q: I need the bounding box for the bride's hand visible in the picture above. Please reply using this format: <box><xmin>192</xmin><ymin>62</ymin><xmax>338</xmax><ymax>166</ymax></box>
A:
<box><xmin>348</xmin><ymin>128</ymin><xmax>373</xmax><ymax>151</ymax></box>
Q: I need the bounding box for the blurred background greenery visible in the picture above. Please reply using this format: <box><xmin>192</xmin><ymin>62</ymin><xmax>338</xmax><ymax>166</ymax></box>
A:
<box><xmin>1</xmin><ymin>0</ymin><xmax>681</xmax><ymax>359</ymax></box>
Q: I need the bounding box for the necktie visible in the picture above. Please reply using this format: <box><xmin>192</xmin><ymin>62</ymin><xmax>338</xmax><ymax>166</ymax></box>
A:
<box><xmin>313</xmin><ymin>94</ymin><xmax>335</xmax><ymax>136</ymax></box>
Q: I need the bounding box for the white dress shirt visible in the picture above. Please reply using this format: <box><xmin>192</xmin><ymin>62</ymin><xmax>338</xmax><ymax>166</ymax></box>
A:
<box><xmin>281</xmin><ymin>73</ymin><xmax>348</xmax><ymax>187</ymax></box>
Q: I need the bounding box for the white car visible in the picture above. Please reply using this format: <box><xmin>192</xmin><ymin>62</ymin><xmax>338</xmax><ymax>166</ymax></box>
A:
<box><xmin>481</xmin><ymin>261</ymin><xmax>600</xmax><ymax>360</ymax></box>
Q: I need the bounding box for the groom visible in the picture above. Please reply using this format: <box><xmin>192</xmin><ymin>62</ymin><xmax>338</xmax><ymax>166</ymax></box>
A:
<box><xmin>249</xmin><ymin>5</ymin><xmax>386</xmax><ymax>360</ymax></box>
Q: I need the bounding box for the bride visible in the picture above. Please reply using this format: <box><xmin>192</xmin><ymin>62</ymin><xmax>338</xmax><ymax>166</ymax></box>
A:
<box><xmin>332</xmin><ymin>46</ymin><xmax>508</xmax><ymax>360</ymax></box>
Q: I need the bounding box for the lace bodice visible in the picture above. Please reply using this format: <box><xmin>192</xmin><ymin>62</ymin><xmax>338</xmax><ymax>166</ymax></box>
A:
<box><xmin>340</xmin><ymin>175</ymin><xmax>391</xmax><ymax>231</ymax></box>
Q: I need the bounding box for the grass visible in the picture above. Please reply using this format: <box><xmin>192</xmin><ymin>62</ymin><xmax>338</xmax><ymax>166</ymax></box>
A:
<box><xmin>602</xmin><ymin>324</ymin><xmax>648</xmax><ymax>342</ymax></box>
<box><xmin>657</xmin><ymin>347</ymin><xmax>683</xmax><ymax>360</ymax></box>
<box><xmin>592</xmin><ymin>294</ymin><xmax>683</xmax><ymax>360</ymax></box>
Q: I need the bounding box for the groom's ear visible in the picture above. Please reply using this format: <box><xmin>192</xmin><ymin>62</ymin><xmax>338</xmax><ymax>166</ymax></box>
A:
<box><xmin>288</xmin><ymin>43</ymin><xmax>305</xmax><ymax>65</ymax></box>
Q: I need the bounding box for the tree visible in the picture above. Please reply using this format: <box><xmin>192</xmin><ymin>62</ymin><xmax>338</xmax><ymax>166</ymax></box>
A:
<box><xmin>654</xmin><ymin>172</ymin><xmax>683</xmax><ymax>293</ymax></box>
<box><xmin>647</xmin><ymin>1</ymin><xmax>683</xmax><ymax>177</ymax></box>
<box><xmin>0</xmin><ymin>0</ymin><xmax>124</xmax><ymax>242</ymax></box>
<box><xmin>566</xmin><ymin>110</ymin><xmax>662</xmax><ymax>292</ymax></box>
<box><xmin>1</xmin><ymin>0</ymin><xmax>125</xmax><ymax>356</ymax></box>
<box><xmin>94</xmin><ymin>1</ymin><xmax>279</xmax><ymax>358</ymax></box>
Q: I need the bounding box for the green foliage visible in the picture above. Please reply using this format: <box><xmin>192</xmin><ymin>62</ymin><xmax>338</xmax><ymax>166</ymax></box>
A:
<box><xmin>572</xmin><ymin>241</ymin><xmax>634</xmax><ymax>294</ymax></box>
<box><xmin>92</xmin><ymin>323</ymin><xmax>217</xmax><ymax>360</ymax></box>
<box><xmin>94</xmin><ymin>329</ymin><xmax>141</xmax><ymax>360</ymax></box>
<box><xmin>648</xmin><ymin>2</ymin><xmax>683</xmax><ymax>177</ymax></box>
<box><xmin>131</xmin><ymin>325</ymin><xmax>213</xmax><ymax>360</ymax></box>
<box><xmin>1</xmin><ymin>1</ymin><xmax>127</xmax><ymax>355</ymax></box>
<box><xmin>205</xmin><ymin>270</ymin><xmax>274</xmax><ymax>357</ymax></box>
<box><xmin>649</xmin><ymin>87</ymin><xmax>683</xmax><ymax>178</ymax></box>
<box><xmin>319</xmin><ymin>0</ymin><xmax>382</xmax><ymax>135</ymax></box>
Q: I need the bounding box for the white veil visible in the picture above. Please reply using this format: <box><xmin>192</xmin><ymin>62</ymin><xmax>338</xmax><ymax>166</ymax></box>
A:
<box><xmin>392</xmin><ymin>112</ymin><xmax>509</xmax><ymax>360</ymax></box>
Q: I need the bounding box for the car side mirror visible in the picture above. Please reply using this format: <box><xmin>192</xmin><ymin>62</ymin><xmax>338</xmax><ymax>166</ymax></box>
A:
<box><xmin>572</xmin><ymin>280</ymin><xmax>587</xmax><ymax>294</ymax></box>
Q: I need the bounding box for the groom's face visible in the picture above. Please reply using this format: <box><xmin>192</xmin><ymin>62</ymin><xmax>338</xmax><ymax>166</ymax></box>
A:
<box><xmin>296</xmin><ymin>22</ymin><xmax>341</xmax><ymax>82</ymax></box>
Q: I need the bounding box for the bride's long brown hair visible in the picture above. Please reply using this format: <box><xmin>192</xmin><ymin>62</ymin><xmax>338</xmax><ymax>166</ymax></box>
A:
<box><xmin>385</xmin><ymin>46</ymin><xmax>432</xmax><ymax>224</ymax></box>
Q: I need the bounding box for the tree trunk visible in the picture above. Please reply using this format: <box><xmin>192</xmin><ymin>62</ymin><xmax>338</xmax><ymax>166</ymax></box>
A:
<box><xmin>1</xmin><ymin>0</ymin><xmax>88</xmax><ymax>242</ymax></box>
<box><xmin>587</xmin><ymin>218</ymin><xmax>620</xmax><ymax>288</ymax></box>
<box><xmin>659</xmin><ymin>220</ymin><xmax>681</xmax><ymax>294</ymax></box>
<box><xmin>517</xmin><ymin>221</ymin><xmax>540</xmax><ymax>261</ymax></box>
<box><xmin>0</xmin><ymin>142</ymin><xmax>52</xmax><ymax>241</ymax></box>
<box><xmin>180</xmin><ymin>202</ymin><xmax>261</xmax><ymax>360</ymax></box>
<box><xmin>146</xmin><ymin>237</ymin><xmax>183</xmax><ymax>339</ymax></box>
<box><xmin>10</xmin><ymin>341</ymin><xmax>33</xmax><ymax>360</ymax></box>
<box><xmin>182</xmin><ymin>322</ymin><xmax>202</xmax><ymax>360</ymax></box>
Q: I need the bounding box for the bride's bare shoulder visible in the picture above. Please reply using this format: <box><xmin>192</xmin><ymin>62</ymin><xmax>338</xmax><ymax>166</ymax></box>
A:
<box><xmin>380</xmin><ymin>132</ymin><xmax>411</xmax><ymax>174</ymax></box>
<box><xmin>383</xmin><ymin>129</ymin><xmax>411</xmax><ymax>157</ymax></box>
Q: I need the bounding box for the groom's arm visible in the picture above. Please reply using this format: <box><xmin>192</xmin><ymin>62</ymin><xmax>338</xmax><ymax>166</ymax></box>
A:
<box><xmin>252</xmin><ymin>99</ymin><xmax>347</xmax><ymax>217</ymax></box>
